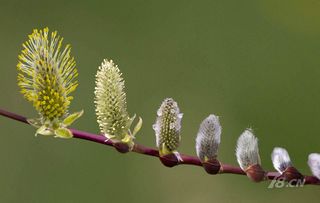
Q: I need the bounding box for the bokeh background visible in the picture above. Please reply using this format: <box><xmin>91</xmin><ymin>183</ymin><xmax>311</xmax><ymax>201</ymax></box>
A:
<box><xmin>1</xmin><ymin>0</ymin><xmax>320</xmax><ymax>202</ymax></box>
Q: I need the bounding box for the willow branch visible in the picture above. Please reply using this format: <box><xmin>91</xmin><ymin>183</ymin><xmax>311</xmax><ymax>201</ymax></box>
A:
<box><xmin>1</xmin><ymin>108</ymin><xmax>319</xmax><ymax>185</ymax></box>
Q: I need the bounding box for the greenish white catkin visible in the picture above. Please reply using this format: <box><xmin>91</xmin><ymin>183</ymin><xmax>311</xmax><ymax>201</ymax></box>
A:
<box><xmin>94</xmin><ymin>59</ymin><xmax>142</xmax><ymax>146</ymax></box>
<box><xmin>153</xmin><ymin>98</ymin><xmax>183</xmax><ymax>158</ymax></box>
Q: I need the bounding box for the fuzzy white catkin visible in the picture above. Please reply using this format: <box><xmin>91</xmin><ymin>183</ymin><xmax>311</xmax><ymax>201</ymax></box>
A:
<box><xmin>271</xmin><ymin>147</ymin><xmax>292</xmax><ymax>174</ymax></box>
<box><xmin>235</xmin><ymin>129</ymin><xmax>261</xmax><ymax>170</ymax></box>
<box><xmin>195</xmin><ymin>114</ymin><xmax>221</xmax><ymax>161</ymax></box>
<box><xmin>308</xmin><ymin>153</ymin><xmax>320</xmax><ymax>180</ymax></box>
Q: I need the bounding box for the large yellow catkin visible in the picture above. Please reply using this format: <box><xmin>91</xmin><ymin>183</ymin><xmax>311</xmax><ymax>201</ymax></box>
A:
<box><xmin>17</xmin><ymin>27</ymin><xmax>78</xmax><ymax>122</ymax></box>
<box><xmin>17</xmin><ymin>27</ymin><xmax>82</xmax><ymax>138</ymax></box>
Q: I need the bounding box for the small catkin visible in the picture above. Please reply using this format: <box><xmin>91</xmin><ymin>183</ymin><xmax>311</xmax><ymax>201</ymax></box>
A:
<box><xmin>235</xmin><ymin>129</ymin><xmax>261</xmax><ymax>170</ymax></box>
<box><xmin>308</xmin><ymin>153</ymin><xmax>320</xmax><ymax>180</ymax></box>
<box><xmin>271</xmin><ymin>147</ymin><xmax>292</xmax><ymax>174</ymax></box>
<box><xmin>153</xmin><ymin>98</ymin><xmax>183</xmax><ymax>156</ymax></box>
<box><xmin>195</xmin><ymin>114</ymin><xmax>221</xmax><ymax>162</ymax></box>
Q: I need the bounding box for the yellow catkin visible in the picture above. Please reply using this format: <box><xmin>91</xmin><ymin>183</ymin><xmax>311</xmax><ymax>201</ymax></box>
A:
<box><xmin>17</xmin><ymin>27</ymin><xmax>78</xmax><ymax>122</ymax></box>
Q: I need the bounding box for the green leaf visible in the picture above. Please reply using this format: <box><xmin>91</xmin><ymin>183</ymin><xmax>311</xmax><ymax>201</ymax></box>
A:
<box><xmin>62</xmin><ymin>110</ymin><xmax>84</xmax><ymax>127</ymax></box>
<box><xmin>126</xmin><ymin>114</ymin><xmax>136</xmax><ymax>129</ymax></box>
<box><xmin>35</xmin><ymin>125</ymin><xmax>54</xmax><ymax>136</ymax></box>
<box><xmin>27</xmin><ymin>118</ymin><xmax>42</xmax><ymax>128</ymax></box>
<box><xmin>54</xmin><ymin>128</ymin><xmax>73</xmax><ymax>139</ymax></box>
<box><xmin>132</xmin><ymin>117</ymin><xmax>143</xmax><ymax>137</ymax></box>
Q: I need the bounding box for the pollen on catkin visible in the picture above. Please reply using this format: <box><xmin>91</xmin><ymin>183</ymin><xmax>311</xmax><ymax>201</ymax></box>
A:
<box><xmin>17</xmin><ymin>27</ymin><xmax>83</xmax><ymax>138</ymax></box>
<box><xmin>94</xmin><ymin>59</ymin><xmax>142</xmax><ymax>146</ymax></box>
<box><xmin>153</xmin><ymin>98</ymin><xmax>183</xmax><ymax>157</ymax></box>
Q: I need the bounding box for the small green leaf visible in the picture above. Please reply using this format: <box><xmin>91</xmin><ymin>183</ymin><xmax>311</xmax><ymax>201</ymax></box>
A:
<box><xmin>126</xmin><ymin>114</ymin><xmax>136</xmax><ymax>129</ymax></box>
<box><xmin>121</xmin><ymin>134</ymin><xmax>133</xmax><ymax>143</ymax></box>
<box><xmin>132</xmin><ymin>117</ymin><xmax>143</xmax><ymax>137</ymax></box>
<box><xmin>54</xmin><ymin>128</ymin><xmax>73</xmax><ymax>139</ymax></box>
<box><xmin>36</xmin><ymin>125</ymin><xmax>54</xmax><ymax>136</ymax></box>
<box><xmin>62</xmin><ymin>110</ymin><xmax>84</xmax><ymax>127</ymax></box>
<box><xmin>27</xmin><ymin>118</ymin><xmax>42</xmax><ymax>128</ymax></box>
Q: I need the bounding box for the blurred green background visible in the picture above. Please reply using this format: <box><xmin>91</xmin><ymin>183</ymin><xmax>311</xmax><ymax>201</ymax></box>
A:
<box><xmin>1</xmin><ymin>0</ymin><xmax>320</xmax><ymax>202</ymax></box>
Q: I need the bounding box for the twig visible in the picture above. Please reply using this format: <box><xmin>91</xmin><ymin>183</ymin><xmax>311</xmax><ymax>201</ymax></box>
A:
<box><xmin>1</xmin><ymin>108</ymin><xmax>319</xmax><ymax>185</ymax></box>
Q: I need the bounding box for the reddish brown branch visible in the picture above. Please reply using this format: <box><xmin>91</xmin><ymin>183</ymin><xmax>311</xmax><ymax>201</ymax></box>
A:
<box><xmin>1</xmin><ymin>108</ymin><xmax>319</xmax><ymax>186</ymax></box>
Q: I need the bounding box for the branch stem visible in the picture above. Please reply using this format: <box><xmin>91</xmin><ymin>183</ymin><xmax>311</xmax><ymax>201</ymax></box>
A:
<box><xmin>1</xmin><ymin>108</ymin><xmax>319</xmax><ymax>185</ymax></box>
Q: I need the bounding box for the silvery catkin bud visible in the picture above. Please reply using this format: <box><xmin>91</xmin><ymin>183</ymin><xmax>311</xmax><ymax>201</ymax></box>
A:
<box><xmin>271</xmin><ymin>147</ymin><xmax>303</xmax><ymax>183</ymax></box>
<box><xmin>236</xmin><ymin>129</ymin><xmax>261</xmax><ymax>170</ymax></box>
<box><xmin>236</xmin><ymin>129</ymin><xmax>265</xmax><ymax>182</ymax></box>
<box><xmin>308</xmin><ymin>153</ymin><xmax>320</xmax><ymax>180</ymax></box>
<box><xmin>196</xmin><ymin>114</ymin><xmax>221</xmax><ymax>162</ymax></box>
<box><xmin>153</xmin><ymin>98</ymin><xmax>183</xmax><ymax>158</ymax></box>
<box><xmin>271</xmin><ymin>147</ymin><xmax>292</xmax><ymax>174</ymax></box>
<box><xmin>94</xmin><ymin>59</ymin><xmax>142</xmax><ymax>148</ymax></box>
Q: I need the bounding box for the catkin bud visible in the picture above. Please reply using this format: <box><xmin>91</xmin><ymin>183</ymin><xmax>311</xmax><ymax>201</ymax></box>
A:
<box><xmin>17</xmin><ymin>27</ymin><xmax>83</xmax><ymax>138</ymax></box>
<box><xmin>94</xmin><ymin>59</ymin><xmax>142</xmax><ymax>150</ymax></box>
<box><xmin>271</xmin><ymin>147</ymin><xmax>303</xmax><ymax>183</ymax></box>
<box><xmin>196</xmin><ymin>114</ymin><xmax>221</xmax><ymax>161</ymax></box>
<box><xmin>271</xmin><ymin>147</ymin><xmax>292</xmax><ymax>174</ymax></box>
<box><xmin>236</xmin><ymin>129</ymin><xmax>265</xmax><ymax>182</ymax></box>
<box><xmin>153</xmin><ymin>98</ymin><xmax>183</xmax><ymax>165</ymax></box>
<box><xmin>308</xmin><ymin>153</ymin><xmax>320</xmax><ymax>180</ymax></box>
<box><xmin>195</xmin><ymin>114</ymin><xmax>221</xmax><ymax>174</ymax></box>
